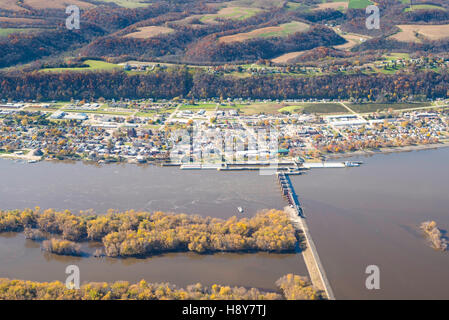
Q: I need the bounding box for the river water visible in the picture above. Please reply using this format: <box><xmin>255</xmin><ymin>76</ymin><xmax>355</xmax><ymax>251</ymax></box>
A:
<box><xmin>1</xmin><ymin>148</ymin><xmax>448</xmax><ymax>298</ymax></box>
<box><xmin>0</xmin><ymin>159</ymin><xmax>305</xmax><ymax>291</ymax></box>
<box><xmin>0</xmin><ymin>160</ymin><xmax>285</xmax><ymax>216</ymax></box>
<box><xmin>291</xmin><ymin>147</ymin><xmax>449</xmax><ymax>299</ymax></box>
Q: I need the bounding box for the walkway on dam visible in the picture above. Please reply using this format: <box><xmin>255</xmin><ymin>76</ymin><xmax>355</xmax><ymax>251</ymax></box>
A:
<box><xmin>278</xmin><ymin>173</ymin><xmax>336</xmax><ymax>300</ymax></box>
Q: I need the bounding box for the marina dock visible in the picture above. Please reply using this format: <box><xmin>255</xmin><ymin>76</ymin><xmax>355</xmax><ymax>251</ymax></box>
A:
<box><xmin>169</xmin><ymin>160</ymin><xmax>361</xmax><ymax>171</ymax></box>
<box><xmin>178</xmin><ymin>162</ymin><xmax>309</xmax><ymax>172</ymax></box>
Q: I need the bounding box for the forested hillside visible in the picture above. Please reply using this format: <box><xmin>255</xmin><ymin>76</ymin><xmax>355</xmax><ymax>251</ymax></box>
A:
<box><xmin>1</xmin><ymin>0</ymin><xmax>449</xmax><ymax>101</ymax></box>
<box><xmin>1</xmin><ymin>68</ymin><xmax>448</xmax><ymax>102</ymax></box>
<box><xmin>1</xmin><ymin>0</ymin><xmax>448</xmax><ymax>69</ymax></box>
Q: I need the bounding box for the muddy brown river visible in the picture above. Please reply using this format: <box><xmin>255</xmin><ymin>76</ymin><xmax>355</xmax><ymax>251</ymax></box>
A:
<box><xmin>1</xmin><ymin>147</ymin><xmax>448</xmax><ymax>298</ymax></box>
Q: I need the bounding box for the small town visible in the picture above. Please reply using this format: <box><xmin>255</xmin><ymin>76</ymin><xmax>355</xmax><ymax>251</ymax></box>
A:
<box><xmin>1</xmin><ymin>98</ymin><xmax>448</xmax><ymax>165</ymax></box>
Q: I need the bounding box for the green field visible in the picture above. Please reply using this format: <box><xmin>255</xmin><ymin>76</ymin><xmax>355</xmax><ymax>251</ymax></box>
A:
<box><xmin>200</xmin><ymin>6</ymin><xmax>262</xmax><ymax>23</ymax></box>
<box><xmin>302</xmin><ymin>103</ymin><xmax>347</xmax><ymax>114</ymax></box>
<box><xmin>348</xmin><ymin>0</ymin><xmax>373</xmax><ymax>9</ymax></box>
<box><xmin>286</xmin><ymin>1</ymin><xmax>310</xmax><ymax>12</ymax></box>
<box><xmin>40</xmin><ymin>60</ymin><xmax>121</xmax><ymax>73</ymax></box>
<box><xmin>220</xmin><ymin>21</ymin><xmax>309</xmax><ymax>43</ymax></box>
<box><xmin>228</xmin><ymin>0</ymin><xmax>286</xmax><ymax>9</ymax></box>
<box><xmin>404</xmin><ymin>4</ymin><xmax>446</xmax><ymax>12</ymax></box>
<box><xmin>278</xmin><ymin>105</ymin><xmax>302</xmax><ymax>113</ymax></box>
<box><xmin>0</xmin><ymin>28</ymin><xmax>43</xmax><ymax>37</ymax></box>
<box><xmin>135</xmin><ymin>111</ymin><xmax>156</xmax><ymax>117</ymax></box>
<box><xmin>62</xmin><ymin>109</ymin><xmax>133</xmax><ymax>116</ymax></box>
<box><xmin>384</xmin><ymin>53</ymin><xmax>411</xmax><ymax>61</ymax></box>
<box><xmin>180</xmin><ymin>103</ymin><xmax>217</xmax><ymax>110</ymax></box>
<box><xmin>255</xmin><ymin>21</ymin><xmax>310</xmax><ymax>38</ymax></box>
<box><xmin>239</xmin><ymin>102</ymin><xmax>346</xmax><ymax>115</ymax></box>
<box><xmin>348</xmin><ymin>102</ymin><xmax>429</xmax><ymax>113</ymax></box>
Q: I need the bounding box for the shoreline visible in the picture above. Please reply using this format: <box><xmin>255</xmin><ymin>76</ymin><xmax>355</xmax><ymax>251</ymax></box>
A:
<box><xmin>325</xmin><ymin>141</ymin><xmax>449</xmax><ymax>160</ymax></box>
<box><xmin>0</xmin><ymin>149</ymin><xmax>41</xmax><ymax>162</ymax></box>
<box><xmin>2</xmin><ymin>142</ymin><xmax>449</xmax><ymax>165</ymax></box>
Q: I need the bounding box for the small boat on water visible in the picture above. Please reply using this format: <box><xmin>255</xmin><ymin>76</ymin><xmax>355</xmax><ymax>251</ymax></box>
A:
<box><xmin>344</xmin><ymin>161</ymin><xmax>363</xmax><ymax>167</ymax></box>
<box><xmin>27</xmin><ymin>160</ymin><xmax>38</xmax><ymax>164</ymax></box>
<box><xmin>237</xmin><ymin>207</ymin><xmax>244</xmax><ymax>213</ymax></box>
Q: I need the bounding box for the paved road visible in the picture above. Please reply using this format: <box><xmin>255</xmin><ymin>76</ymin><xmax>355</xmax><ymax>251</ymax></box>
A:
<box><xmin>159</xmin><ymin>104</ymin><xmax>181</xmax><ymax>131</ymax></box>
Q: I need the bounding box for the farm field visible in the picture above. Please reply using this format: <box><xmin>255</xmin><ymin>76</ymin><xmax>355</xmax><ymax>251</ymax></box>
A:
<box><xmin>348</xmin><ymin>102</ymin><xmax>429</xmax><ymax>113</ymax></box>
<box><xmin>124</xmin><ymin>26</ymin><xmax>175</xmax><ymax>39</ymax></box>
<box><xmin>180</xmin><ymin>103</ymin><xmax>218</xmax><ymax>110</ymax></box>
<box><xmin>219</xmin><ymin>21</ymin><xmax>310</xmax><ymax>43</ymax></box>
<box><xmin>348</xmin><ymin>0</ymin><xmax>372</xmax><ymax>9</ymax></box>
<box><xmin>390</xmin><ymin>24</ymin><xmax>449</xmax><ymax>42</ymax></box>
<box><xmin>384</xmin><ymin>53</ymin><xmax>411</xmax><ymax>61</ymax></box>
<box><xmin>61</xmin><ymin>106</ymin><xmax>134</xmax><ymax>116</ymax></box>
<box><xmin>40</xmin><ymin>60</ymin><xmax>121</xmax><ymax>72</ymax></box>
<box><xmin>1</xmin><ymin>0</ymin><xmax>150</xmax><ymax>10</ymax></box>
<box><xmin>200</xmin><ymin>6</ymin><xmax>263</xmax><ymax>24</ymax></box>
<box><xmin>404</xmin><ymin>4</ymin><xmax>446</xmax><ymax>12</ymax></box>
<box><xmin>238</xmin><ymin>103</ymin><xmax>285</xmax><ymax>115</ymax></box>
<box><xmin>277</xmin><ymin>105</ymin><xmax>301</xmax><ymax>113</ymax></box>
<box><xmin>238</xmin><ymin>102</ymin><xmax>346</xmax><ymax>115</ymax></box>
<box><xmin>286</xmin><ymin>2</ymin><xmax>310</xmax><ymax>12</ymax></box>
<box><xmin>23</xmin><ymin>0</ymin><xmax>94</xmax><ymax>10</ymax></box>
<box><xmin>272</xmin><ymin>51</ymin><xmax>304</xmax><ymax>64</ymax></box>
<box><xmin>0</xmin><ymin>17</ymin><xmax>46</xmax><ymax>25</ymax></box>
<box><xmin>0</xmin><ymin>28</ymin><xmax>43</xmax><ymax>37</ymax></box>
<box><xmin>301</xmin><ymin>103</ymin><xmax>347</xmax><ymax>114</ymax></box>
<box><xmin>227</xmin><ymin>0</ymin><xmax>286</xmax><ymax>9</ymax></box>
<box><xmin>314</xmin><ymin>1</ymin><xmax>348</xmax><ymax>11</ymax></box>
<box><xmin>134</xmin><ymin>111</ymin><xmax>155</xmax><ymax>118</ymax></box>
<box><xmin>98</xmin><ymin>0</ymin><xmax>152</xmax><ymax>8</ymax></box>
<box><xmin>23</xmin><ymin>105</ymin><xmax>61</xmax><ymax>112</ymax></box>
<box><xmin>0</xmin><ymin>0</ymin><xmax>28</xmax><ymax>11</ymax></box>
